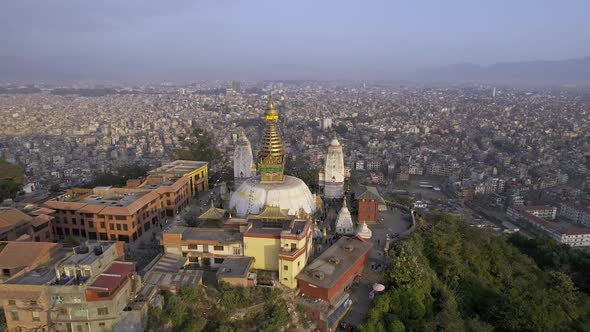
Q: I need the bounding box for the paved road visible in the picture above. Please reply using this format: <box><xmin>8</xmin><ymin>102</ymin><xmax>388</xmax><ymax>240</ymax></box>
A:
<box><xmin>341</xmin><ymin>206</ymin><xmax>412</xmax><ymax>327</ymax></box>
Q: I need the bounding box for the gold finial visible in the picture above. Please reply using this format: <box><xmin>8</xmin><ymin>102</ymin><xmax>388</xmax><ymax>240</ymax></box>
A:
<box><xmin>239</xmin><ymin>128</ymin><xmax>246</xmax><ymax>137</ymax></box>
<box><xmin>264</xmin><ymin>93</ymin><xmax>279</xmax><ymax>121</ymax></box>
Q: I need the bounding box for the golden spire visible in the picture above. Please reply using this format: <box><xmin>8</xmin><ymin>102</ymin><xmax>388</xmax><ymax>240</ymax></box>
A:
<box><xmin>258</xmin><ymin>93</ymin><xmax>285</xmax><ymax>183</ymax></box>
<box><xmin>342</xmin><ymin>197</ymin><xmax>347</xmax><ymax>208</ymax></box>
<box><xmin>264</xmin><ymin>94</ymin><xmax>279</xmax><ymax>121</ymax></box>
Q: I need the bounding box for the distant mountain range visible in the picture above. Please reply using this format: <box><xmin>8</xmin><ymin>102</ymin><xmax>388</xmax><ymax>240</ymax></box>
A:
<box><xmin>411</xmin><ymin>56</ymin><xmax>590</xmax><ymax>85</ymax></box>
<box><xmin>1</xmin><ymin>55</ymin><xmax>590</xmax><ymax>85</ymax></box>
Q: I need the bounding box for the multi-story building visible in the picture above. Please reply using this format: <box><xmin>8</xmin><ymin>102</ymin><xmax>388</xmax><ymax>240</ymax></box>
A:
<box><xmin>0</xmin><ymin>208</ymin><xmax>54</xmax><ymax>242</ymax></box>
<box><xmin>0</xmin><ymin>241</ymin><xmax>139</xmax><ymax>332</ymax></box>
<box><xmin>242</xmin><ymin>206</ymin><xmax>313</xmax><ymax>289</ymax></box>
<box><xmin>148</xmin><ymin>160</ymin><xmax>209</xmax><ymax>196</ymax></box>
<box><xmin>44</xmin><ymin>187</ymin><xmax>163</xmax><ymax>243</ymax></box>
<box><xmin>44</xmin><ymin>160</ymin><xmax>204</xmax><ymax>243</ymax></box>
<box><xmin>560</xmin><ymin>202</ymin><xmax>590</xmax><ymax>227</ymax></box>
<box><xmin>161</xmin><ymin>226</ymin><xmax>243</xmax><ymax>269</ymax></box>
<box><xmin>507</xmin><ymin>206</ymin><xmax>590</xmax><ymax>247</ymax></box>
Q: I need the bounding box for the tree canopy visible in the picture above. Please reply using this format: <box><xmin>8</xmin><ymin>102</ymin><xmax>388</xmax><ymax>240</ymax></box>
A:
<box><xmin>0</xmin><ymin>159</ymin><xmax>23</xmax><ymax>201</ymax></box>
<box><xmin>359</xmin><ymin>213</ymin><xmax>590</xmax><ymax>332</ymax></box>
<box><xmin>175</xmin><ymin>128</ymin><xmax>221</xmax><ymax>165</ymax></box>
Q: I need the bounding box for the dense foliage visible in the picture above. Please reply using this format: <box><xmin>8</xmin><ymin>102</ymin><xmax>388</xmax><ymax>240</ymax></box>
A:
<box><xmin>147</xmin><ymin>284</ymin><xmax>290</xmax><ymax>332</ymax></box>
<box><xmin>359</xmin><ymin>213</ymin><xmax>590</xmax><ymax>332</ymax></box>
<box><xmin>508</xmin><ymin>234</ymin><xmax>590</xmax><ymax>294</ymax></box>
<box><xmin>0</xmin><ymin>159</ymin><xmax>22</xmax><ymax>202</ymax></box>
<box><xmin>175</xmin><ymin>128</ymin><xmax>222</xmax><ymax>165</ymax></box>
<box><xmin>87</xmin><ymin>163</ymin><xmax>150</xmax><ymax>187</ymax></box>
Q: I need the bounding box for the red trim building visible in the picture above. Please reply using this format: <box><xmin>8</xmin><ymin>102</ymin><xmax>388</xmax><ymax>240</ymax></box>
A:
<box><xmin>296</xmin><ymin>237</ymin><xmax>372</xmax><ymax>331</ymax></box>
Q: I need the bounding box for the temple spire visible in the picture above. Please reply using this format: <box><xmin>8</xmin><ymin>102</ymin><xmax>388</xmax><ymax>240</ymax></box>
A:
<box><xmin>258</xmin><ymin>94</ymin><xmax>285</xmax><ymax>183</ymax></box>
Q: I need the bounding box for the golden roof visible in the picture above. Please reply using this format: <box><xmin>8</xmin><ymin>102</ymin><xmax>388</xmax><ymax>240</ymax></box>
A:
<box><xmin>248</xmin><ymin>205</ymin><xmax>290</xmax><ymax>220</ymax></box>
<box><xmin>198</xmin><ymin>201</ymin><xmax>227</xmax><ymax>220</ymax></box>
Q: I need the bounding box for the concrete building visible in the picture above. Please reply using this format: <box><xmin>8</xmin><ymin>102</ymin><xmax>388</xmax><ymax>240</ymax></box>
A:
<box><xmin>243</xmin><ymin>206</ymin><xmax>313</xmax><ymax>289</ymax></box>
<box><xmin>560</xmin><ymin>202</ymin><xmax>590</xmax><ymax>227</ymax></box>
<box><xmin>161</xmin><ymin>226</ymin><xmax>243</xmax><ymax>269</ymax></box>
<box><xmin>0</xmin><ymin>241</ymin><xmax>139</xmax><ymax>332</ymax></box>
<box><xmin>148</xmin><ymin>160</ymin><xmax>209</xmax><ymax>196</ymax></box>
<box><xmin>0</xmin><ymin>208</ymin><xmax>54</xmax><ymax>242</ymax></box>
<box><xmin>216</xmin><ymin>256</ymin><xmax>255</xmax><ymax>287</ymax></box>
<box><xmin>233</xmin><ymin>130</ymin><xmax>255</xmax><ymax>187</ymax></box>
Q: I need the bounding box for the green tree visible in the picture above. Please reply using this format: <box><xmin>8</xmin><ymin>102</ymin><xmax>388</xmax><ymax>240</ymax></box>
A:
<box><xmin>164</xmin><ymin>295</ymin><xmax>187</xmax><ymax>327</ymax></box>
<box><xmin>175</xmin><ymin>128</ymin><xmax>221</xmax><ymax>165</ymax></box>
<box><xmin>0</xmin><ymin>159</ymin><xmax>22</xmax><ymax>201</ymax></box>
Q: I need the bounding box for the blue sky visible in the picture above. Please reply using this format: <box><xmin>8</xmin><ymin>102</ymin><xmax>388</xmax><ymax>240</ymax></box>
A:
<box><xmin>1</xmin><ymin>0</ymin><xmax>589</xmax><ymax>79</ymax></box>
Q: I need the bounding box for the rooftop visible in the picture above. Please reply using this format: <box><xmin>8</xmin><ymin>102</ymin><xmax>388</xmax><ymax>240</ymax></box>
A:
<box><xmin>61</xmin><ymin>242</ymin><xmax>115</xmax><ymax>266</ymax></box>
<box><xmin>296</xmin><ymin>237</ymin><xmax>372</xmax><ymax>290</ymax></box>
<box><xmin>0</xmin><ymin>241</ymin><xmax>60</xmax><ymax>270</ymax></box>
<box><xmin>167</xmin><ymin>226</ymin><xmax>243</xmax><ymax>244</ymax></box>
<box><xmin>149</xmin><ymin>160</ymin><xmax>208</xmax><ymax>175</ymax></box>
<box><xmin>143</xmin><ymin>253</ymin><xmax>202</xmax><ymax>288</ymax></box>
<box><xmin>216</xmin><ymin>257</ymin><xmax>253</xmax><ymax>279</ymax></box>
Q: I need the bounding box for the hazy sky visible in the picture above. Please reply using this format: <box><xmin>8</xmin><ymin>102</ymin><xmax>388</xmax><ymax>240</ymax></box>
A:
<box><xmin>1</xmin><ymin>0</ymin><xmax>589</xmax><ymax>80</ymax></box>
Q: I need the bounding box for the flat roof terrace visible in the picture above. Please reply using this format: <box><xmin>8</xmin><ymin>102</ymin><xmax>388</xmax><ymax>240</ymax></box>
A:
<box><xmin>149</xmin><ymin>160</ymin><xmax>208</xmax><ymax>175</ymax></box>
<box><xmin>80</xmin><ymin>190</ymin><xmax>150</xmax><ymax>208</ymax></box>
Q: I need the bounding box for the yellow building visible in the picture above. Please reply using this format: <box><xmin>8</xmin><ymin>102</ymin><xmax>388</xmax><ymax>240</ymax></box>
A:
<box><xmin>242</xmin><ymin>206</ymin><xmax>313</xmax><ymax>289</ymax></box>
<box><xmin>149</xmin><ymin>160</ymin><xmax>209</xmax><ymax>196</ymax></box>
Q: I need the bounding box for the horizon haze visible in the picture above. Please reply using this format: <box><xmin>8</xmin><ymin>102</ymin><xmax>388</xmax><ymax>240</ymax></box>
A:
<box><xmin>2</xmin><ymin>0</ymin><xmax>590</xmax><ymax>82</ymax></box>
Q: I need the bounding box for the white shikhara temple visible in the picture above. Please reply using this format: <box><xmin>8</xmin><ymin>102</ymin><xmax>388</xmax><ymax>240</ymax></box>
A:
<box><xmin>318</xmin><ymin>132</ymin><xmax>345</xmax><ymax>199</ymax></box>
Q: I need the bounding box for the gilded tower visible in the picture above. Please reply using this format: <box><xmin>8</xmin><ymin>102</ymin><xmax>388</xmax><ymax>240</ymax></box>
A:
<box><xmin>258</xmin><ymin>95</ymin><xmax>286</xmax><ymax>183</ymax></box>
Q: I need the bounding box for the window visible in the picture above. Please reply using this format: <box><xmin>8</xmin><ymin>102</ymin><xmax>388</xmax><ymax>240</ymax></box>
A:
<box><xmin>32</xmin><ymin>311</ymin><xmax>40</xmax><ymax>321</ymax></box>
<box><xmin>213</xmin><ymin>245</ymin><xmax>224</xmax><ymax>251</ymax></box>
<box><xmin>10</xmin><ymin>311</ymin><xmax>18</xmax><ymax>321</ymax></box>
<box><xmin>8</xmin><ymin>300</ymin><xmax>15</xmax><ymax>305</ymax></box>
<box><xmin>123</xmin><ymin>224</ymin><xmax>128</xmax><ymax>231</ymax></box>
<box><xmin>214</xmin><ymin>258</ymin><xmax>224</xmax><ymax>264</ymax></box>
<box><xmin>116</xmin><ymin>224</ymin><xmax>121</xmax><ymax>231</ymax></box>
<box><xmin>2</xmin><ymin>269</ymin><xmax>9</xmax><ymax>277</ymax></box>
<box><xmin>100</xmin><ymin>222</ymin><xmax>105</xmax><ymax>228</ymax></box>
<box><xmin>97</xmin><ymin>307</ymin><xmax>109</xmax><ymax>316</ymax></box>
<box><xmin>72</xmin><ymin>219</ymin><xmax>77</xmax><ymax>225</ymax></box>
<box><xmin>284</xmin><ymin>265</ymin><xmax>288</xmax><ymax>271</ymax></box>
<box><xmin>52</xmin><ymin>295</ymin><xmax>64</xmax><ymax>304</ymax></box>
<box><xmin>115</xmin><ymin>216</ymin><xmax>126</xmax><ymax>221</ymax></box>
<box><xmin>80</xmin><ymin>220</ymin><xmax>84</xmax><ymax>226</ymax></box>
<box><xmin>29</xmin><ymin>300</ymin><xmax>37</xmax><ymax>306</ymax></box>
<box><xmin>99</xmin><ymin>323</ymin><xmax>106</xmax><ymax>327</ymax></box>
<box><xmin>88</xmin><ymin>221</ymin><xmax>94</xmax><ymax>228</ymax></box>
<box><xmin>233</xmin><ymin>248</ymin><xmax>241</xmax><ymax>255</ymax></box>
<box><xmin>109</xmin><ymin>224</ymin><xmax>114</xmax><ymax>231</ymax></box>
<box><xmin>188</xmin><ymin>244</ymin><xmax>199</xmax><ymax>250</ymax></box>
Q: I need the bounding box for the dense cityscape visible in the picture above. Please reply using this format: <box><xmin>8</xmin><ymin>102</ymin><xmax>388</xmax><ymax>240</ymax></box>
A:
<box><xmin>2</xmin><ymin>1</ymin><xmax>590</xmax><ymax>331</ymax></box>
<box><xmin>0</xmin><ymin>82</ymin><xmax>588</xmax><ymax>331</ymax></box>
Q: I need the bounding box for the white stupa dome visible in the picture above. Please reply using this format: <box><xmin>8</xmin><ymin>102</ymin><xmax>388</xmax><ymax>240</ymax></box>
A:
<box><xmin>229</xmin><ymin>175</ymin><xmax>315</xmax><ymax>217</ymax></box>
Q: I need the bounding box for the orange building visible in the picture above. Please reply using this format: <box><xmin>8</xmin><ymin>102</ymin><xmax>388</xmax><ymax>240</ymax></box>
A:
<box><xmin>44</xmin><ymin>161</ymin><xmax>205</xmax><ymax>243</ymax></box>
<box><xmin>0</xmin><ymin>208</ymin><xmax>54</xmax><ymax>242</ymax></box>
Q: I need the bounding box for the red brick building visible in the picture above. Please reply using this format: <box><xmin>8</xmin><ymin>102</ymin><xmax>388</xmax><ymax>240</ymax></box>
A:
<box><xmin>356</xmin><ymin>186</ymin><xmax>386</xmax><ymax>223</ymax></box>
<box><xmin>296</xmin><ymin>237</ymin><xmax>372</xmax><ymax>331</ymax></box>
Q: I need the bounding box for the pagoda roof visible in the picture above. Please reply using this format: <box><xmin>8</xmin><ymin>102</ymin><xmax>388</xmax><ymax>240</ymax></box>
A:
<box><xmin>357</xmin><ymin>186</ymin><xmax>385</xmax><ymax>203</ymax></box>
<box><xmin>248</xmin><ymin>205</ymin><xmax>291</xmax><ymax>220</ymax></box>
<box><xmin>198</xmin><ymin>202</ymin><xmax>226</xmax><ymax>220</ymax></box>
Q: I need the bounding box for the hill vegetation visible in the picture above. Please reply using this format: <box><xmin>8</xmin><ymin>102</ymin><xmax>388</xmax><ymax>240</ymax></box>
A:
<box><xmin>147</xmin><ymin>283</ymin><xmax>294</xmax><ymax>332</ymax></box>
<box><xmin>359</xmin><ymin>213</ymin><xmax>590</xmax><ymax>332</ymax></box>
<box><xmin>0</xmin><ymin>159</ymin><xmax>23</xmax><ymax>201</ymax></box>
